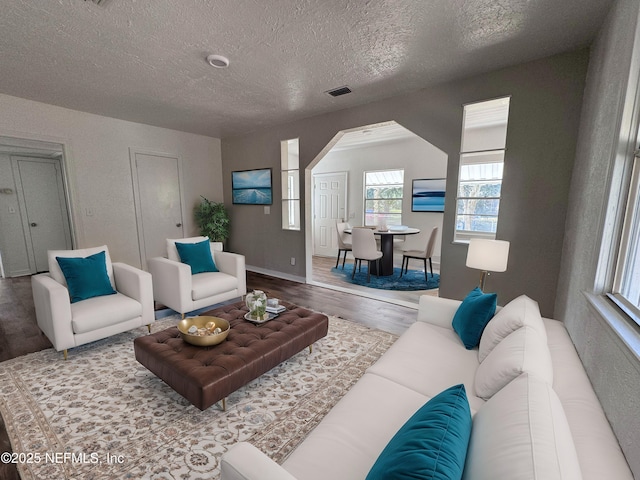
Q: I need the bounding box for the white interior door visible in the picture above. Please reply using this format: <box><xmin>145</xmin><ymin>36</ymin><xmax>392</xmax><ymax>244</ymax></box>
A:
<box><xmin>13</xmin><ymin>156</ymin><xmax>72</xmax><ymax>273</ymax></box>
<box><xmin>313</xmin><ymin>172</ymin><xmax>347</xmax><ymax>257</ymax></box>
<box><xmin>131</xmin><ymin>150</ymin><xmax>184</xmax><ymax>268</ymax></box>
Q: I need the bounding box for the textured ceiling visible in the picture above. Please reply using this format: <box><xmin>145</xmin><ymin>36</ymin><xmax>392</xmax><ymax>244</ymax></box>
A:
<box><xmin>0</xmin><ymin>0</ymin><xmax>612</xmax><ymax>138</ymax></box>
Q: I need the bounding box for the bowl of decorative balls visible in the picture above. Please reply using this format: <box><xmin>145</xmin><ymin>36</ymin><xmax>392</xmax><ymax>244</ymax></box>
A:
<box><xmin>177</xmin><ymin>316</ymin><xmax>230</xmax><ymax>347</ymax></box>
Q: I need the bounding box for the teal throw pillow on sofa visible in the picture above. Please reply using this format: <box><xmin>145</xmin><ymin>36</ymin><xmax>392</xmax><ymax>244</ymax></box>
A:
<box><xmin>56</xmin><ymin>250</ymin><xmax>117</xmax><ymax>304</ymax></box>
<box><xmin>175</xmin><ymin>239</ymin><xmax>218</xmax><ymax>274</ymax></box>
<box><xmin>452</xmin><ymin>287</ymin><xmax>497</xmax><ymax>349</ymax></box>
<box><xmin>366</xmin><ymin>384</ymin><xmax>472</xmax><ymax>480</ymax></box>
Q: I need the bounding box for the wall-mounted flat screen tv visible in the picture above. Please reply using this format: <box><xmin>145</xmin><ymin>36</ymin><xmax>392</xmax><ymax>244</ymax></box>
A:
<box><xmin>232</xmin><ymin>168</ymin><xmax>273</xmax><ymax>205</ymax></box>
<box><xmin>411</xmin><ymin>178</ymin><xmax>446</xmax><ymax>212</ymax></box>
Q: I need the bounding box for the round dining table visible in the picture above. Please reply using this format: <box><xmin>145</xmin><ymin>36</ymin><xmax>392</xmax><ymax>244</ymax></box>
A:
<box><xmin>345</xmin><ymin>227</ymin><xmax>420</xmax><ymax>276</ymax></box>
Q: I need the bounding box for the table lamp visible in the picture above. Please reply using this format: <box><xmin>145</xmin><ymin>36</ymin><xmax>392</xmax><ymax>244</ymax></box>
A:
<box><xmin>465</xmin><ymin>238</ymin><xmax>510</xmax><ymax>291</ymax></box>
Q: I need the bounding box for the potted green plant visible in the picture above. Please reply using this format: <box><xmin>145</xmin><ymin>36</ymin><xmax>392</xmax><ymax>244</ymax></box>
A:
<box><xmin>194</xmin><ymin>196</ymin><xmax>230</xmax><ymax>243</ymax></box>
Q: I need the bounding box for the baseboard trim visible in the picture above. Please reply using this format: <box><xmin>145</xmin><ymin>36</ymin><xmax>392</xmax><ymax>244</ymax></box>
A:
<box><xmin>308</xmin><ymin>280</ymin><xmax>420</xmax><ymax>310</ymax></box>
<box><xmin>246</xmin><ymin>265</ymin><xmax>306</xmax><ymax>284</ymax></box>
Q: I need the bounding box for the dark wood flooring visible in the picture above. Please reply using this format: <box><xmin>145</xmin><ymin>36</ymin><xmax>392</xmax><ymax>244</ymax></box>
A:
<box><xmin>247</xmin><ymin>270</ymin><xmax>419</xmax><ymax>336</ymax></box>
<box><xmin>0</xmin><ymin>271</ymin><xmax>420</xmax><ymax>479</ymax></box>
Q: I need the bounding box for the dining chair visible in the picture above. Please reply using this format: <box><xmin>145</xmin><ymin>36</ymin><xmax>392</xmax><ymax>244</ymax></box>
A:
<box><xmin>400</xmin><ymin>226</ymin><xmax>438</xmax><ymax>281</ymax></box>
<box><xmin>335</xmin><ymin>222</ymin><xmax>352</xmax><ymax>269</ymax></box>
<box><xmin>351</xmin><ymin>228</ymin><xmax>383</xmax><ymax>283</ymax></box>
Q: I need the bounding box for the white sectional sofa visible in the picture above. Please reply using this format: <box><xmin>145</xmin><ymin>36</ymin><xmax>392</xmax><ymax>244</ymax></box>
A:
<box><xmin>221</xmin><ymin>295</ymin><xmax>633</xmax><ymax>480</ymax></box>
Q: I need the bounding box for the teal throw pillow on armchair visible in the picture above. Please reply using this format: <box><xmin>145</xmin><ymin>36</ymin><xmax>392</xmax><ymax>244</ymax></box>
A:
<box><xmin>366</xmin><ymin>384</ymin><xmax>472</xmax><ymax>480</ymax></box>
<box><xmin>56</xmin><ymin>250</ymin><xmax>117</xmax><ymax>303</ymax></box>
<box><xmin>175</xmin><ymin>239</ymin><xmax>218</xmax><ymax>274</ymax></box>
<box><xmin>452</xmin><ymin>287</ymin><xmax>497</xmax><ymax>349</ymax></box>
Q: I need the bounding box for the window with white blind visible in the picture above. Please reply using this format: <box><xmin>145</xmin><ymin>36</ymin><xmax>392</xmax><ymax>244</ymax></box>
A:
<box><xmin>364</xmin><ymin>169</ymin><xmax>404</xmax><ymax>227</ymax></box>
<box><xmin>455</xmin><ymin>97</ymin><xmax>510</xmax><ymax>242</ymax></box>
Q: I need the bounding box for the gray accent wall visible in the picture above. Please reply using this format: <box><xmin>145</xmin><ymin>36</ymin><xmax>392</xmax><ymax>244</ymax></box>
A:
<box><xmin>223</xmin><ymin>50</ymin><xmax>589</xmax><ymax>317</ymax></box>
<box><xmin>555</xmin><ymin>0</ymin><xmax>640</xmax><ymax>475</ymax></box>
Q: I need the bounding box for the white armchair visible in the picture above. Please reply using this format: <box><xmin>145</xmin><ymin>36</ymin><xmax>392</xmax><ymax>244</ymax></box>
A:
<box><xmin>147</xmin><ymin>236</ymin><xmax>247</xmax><ymax>318</ymax></box>
<box><xmin>31</xmin><ymin>245</ymin><xmax>154</xmax><ymax>360</ymax></box>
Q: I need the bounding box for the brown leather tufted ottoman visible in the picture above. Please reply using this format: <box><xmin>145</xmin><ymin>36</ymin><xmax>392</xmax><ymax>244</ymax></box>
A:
<box><xmin>134</xmin><ymin>301</ymin><xmax>328</xmax><ymax>410</ymax></box>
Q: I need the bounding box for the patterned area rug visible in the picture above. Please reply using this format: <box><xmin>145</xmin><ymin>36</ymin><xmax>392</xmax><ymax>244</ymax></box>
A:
<box><xmin>0</xmin><ymin>314</ymin><xmax>397</xmax><ymax>479</ymax></box>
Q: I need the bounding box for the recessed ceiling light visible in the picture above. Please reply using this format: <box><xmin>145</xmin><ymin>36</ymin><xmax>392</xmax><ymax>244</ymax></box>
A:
<box><xmin>206</xmin><ymin>54</ymin><xmax>229</xmax><ymax>68</ymax></box>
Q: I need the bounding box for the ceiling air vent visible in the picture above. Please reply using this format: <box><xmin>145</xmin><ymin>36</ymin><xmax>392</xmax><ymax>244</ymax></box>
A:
<box><xmin>326</xmin><ymin>86</ymin><xmax>352</xmax><ymax>97</ymax></box>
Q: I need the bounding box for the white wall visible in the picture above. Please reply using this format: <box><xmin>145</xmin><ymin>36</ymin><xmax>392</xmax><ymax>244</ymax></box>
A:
<box><xmin>312</xmin><ymin>135</ymin><xmax>447</xmax><ymax>262</ymax></box>
<box><xmin>0</xmin><ymin>93</ymin><xmax>222</xmax><ymax>269</ymax></box>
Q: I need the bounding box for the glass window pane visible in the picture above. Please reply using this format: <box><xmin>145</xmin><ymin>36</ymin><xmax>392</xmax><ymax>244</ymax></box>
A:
<box><xmin>365</xmin><ymin>199</ymin><xmax>403</xmax><ymax>214</ymax></box>
<box><xmin>281</xmin><ymin>171</ymin><xmax>299</xmax><ymax>200</ymax></box>
<box><xmin>281</xmin><ymin>139</ymin><xmax>299</xmax><ymax>170</ymax></box>
<box><xmin>617</xmin><ymin>160</ymin><xmax>640</xmax><ymax>309</ymax></box>
<box><xmin>281</xmin><ymin>200</ymin><xmax>300</xmax><ymax>230</ymax></box>
<box><xmin>456</xmin><ymin>198</ymin><xmax>500</xmax><ymax>216</ymax></box>
<box><xmin>460</xmin><ymin>150</ymin><xmax>505</xmax><ymax>166</ymax></box>
<box><xmin>455</xmin><ymin>214</ymin><xmax>498</xmax><ymax>233</ymax></box>
<box><xmin>365</xmin><ymin>186</ymin><xmax>403</xmax><ymax>200</ymax></box>
<box><xmin>461</xmin><ymin>97</ymin><xmax>510</xmax><ymax>153</ymax></box>
<box><xmin>458</xmin><ymin>181</ymin><xmax>502</xmax><ymax>198</ymax></box>
<box><xmin>365</xmin><ymin>213</ymin><xmax>402</xmax><ymax>227</ymax></box>
<box><xmin>460</xmin><ymin>161</ymin><xmax>504</xmax><ymax>181</ymax></box>
<box><xmin>365</xmin><ymin>170</ymin><xmax>404</xmax><ymax>185</ymax></box>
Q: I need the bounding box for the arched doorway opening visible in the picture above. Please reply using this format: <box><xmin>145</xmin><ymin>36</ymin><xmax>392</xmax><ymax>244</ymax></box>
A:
<box><xmin>304</xmin><ymin>121</ymin><xmax>447</xmax><ymax>306</ymax></box>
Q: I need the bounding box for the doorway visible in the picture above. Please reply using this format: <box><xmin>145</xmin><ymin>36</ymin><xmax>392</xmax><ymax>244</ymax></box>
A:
<box><xmin>130</xmin><ymin>149</ymin><xmax>185</xmax><ymax>268</ymax></box>
<box><xmin>0</xmin><ymin>137</ymin><xmax>73</xmax><ymax>277</ymax></box>
<box><xmin>305</xmin><ymin>121</ymin><xmax>447</xmax><ymax>307</ymax></box>
<box><xmin>312</xmin><ymin>172</ymin><xmax>348</xmax><ymax>257</ymax></box>
<box><xmin>13</xmin><ymin>157</ymin><xmax>73</xmax><ymax>272</ymax></box>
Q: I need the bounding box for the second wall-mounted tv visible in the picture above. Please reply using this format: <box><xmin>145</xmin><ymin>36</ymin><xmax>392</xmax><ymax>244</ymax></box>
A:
<box><xmin>412</xmin><ymin>178</ymin><xmax>446</xmax><ymax>212</ymax></box>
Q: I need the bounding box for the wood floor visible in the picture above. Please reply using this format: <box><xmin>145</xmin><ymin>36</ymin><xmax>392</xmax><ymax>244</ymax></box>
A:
<box><xmin>0</xmin><ymin>258</ymin><xmax>438</xmax><ymax>361</ymax></box>
<box><xmin>246</xmin><ymin>269</ymin><xmax>420</xmax><ymax>336</ymax></box>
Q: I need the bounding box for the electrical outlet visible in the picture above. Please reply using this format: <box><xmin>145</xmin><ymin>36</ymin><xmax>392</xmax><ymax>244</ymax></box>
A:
<box><xmin>290</xmin><ymin>257</ymin><xmax>296</xmax><ymax>266</ymax></box>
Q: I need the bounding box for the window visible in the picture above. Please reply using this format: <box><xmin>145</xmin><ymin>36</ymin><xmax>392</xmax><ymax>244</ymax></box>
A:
<box><xmin>364</xmin><ymin>169</ymin><xmax>404</xmax><ymax>227</ymax></box>
<box><xmin>281</xmin><ymin>138</ymin><xmax>300</xmax><ymax>230</ymax></box>
<box><xmin>455</xmin><ymin>97</ymin><xmax>510</xmax><ymax>242</ymax></box>
<box><xmin>611</xmin><ymin>147</ymin><xmax>640</xmax><ymax>325</ymax></box>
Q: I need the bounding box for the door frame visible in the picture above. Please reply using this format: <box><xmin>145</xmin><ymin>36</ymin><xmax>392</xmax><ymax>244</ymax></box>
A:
<box><xmin>11</xmin><ymin>155</ymin><xmax>73</xmax><ymax>273</ymax></box>
<box><xmin>129</xmin><ymin>147</ymin><xmax>186</xmax><ymax>269</ymax></box>
<box><xmin>0</xmin><ymin>132</ymin><xmax>75</xmax><ymax>277</ymax></box>
<box><xmin>312</xmin><ymin>171</ymin><xmax>348</xmax><ymax>257</ymax></box>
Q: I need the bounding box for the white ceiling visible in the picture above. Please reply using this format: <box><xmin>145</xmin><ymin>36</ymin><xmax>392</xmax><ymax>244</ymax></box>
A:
<box><xmin>331</xmin><ymin>122</ymin><xmax>419</xmax><ymax>151</ymax></box>
<box><xmin>0</xmin><ymin>0</ymin><xmax>612</xmax><ymax>139</ymax></box>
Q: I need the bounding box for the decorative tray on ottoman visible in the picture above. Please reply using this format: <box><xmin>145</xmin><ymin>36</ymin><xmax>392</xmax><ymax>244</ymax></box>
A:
<box><xmin>177</xmin><ymin>316</ymin><xmax>230</xmax><ymax>346</ymax></box>
<box><xmin>244</xmin><ymin>312</ymin><xmax>278</xmax><ymax>324</ymax></box>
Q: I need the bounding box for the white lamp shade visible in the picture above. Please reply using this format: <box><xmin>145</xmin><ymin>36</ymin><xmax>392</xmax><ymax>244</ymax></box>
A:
<box><xmin>466</xmin><ymin>238</ymin><xmax>510</xmax><ymax>272</ymax></box>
